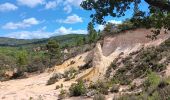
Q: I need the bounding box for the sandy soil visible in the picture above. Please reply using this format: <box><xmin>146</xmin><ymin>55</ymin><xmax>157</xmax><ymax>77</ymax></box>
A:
<box><xmin>0</xmin><ymin>28</ymin><xmax>170</xmax><ymax>100</ymax></box>
<box><xmin>0</xmin><ymin>51</ymin><xmax>90</xmax><ymax>100</ymax></box>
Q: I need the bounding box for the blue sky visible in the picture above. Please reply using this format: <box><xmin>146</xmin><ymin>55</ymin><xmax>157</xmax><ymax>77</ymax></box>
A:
<box><xmin>0</xmin><ymin>0</ymin><xmax>149</xmax><ymax>39</ymax></box>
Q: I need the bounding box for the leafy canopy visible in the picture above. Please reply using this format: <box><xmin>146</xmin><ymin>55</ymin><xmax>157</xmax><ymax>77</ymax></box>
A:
<box><xmin>81</xmin><ymin>0</ymin><xmax>170</xmax><ymax>37</ymax></box>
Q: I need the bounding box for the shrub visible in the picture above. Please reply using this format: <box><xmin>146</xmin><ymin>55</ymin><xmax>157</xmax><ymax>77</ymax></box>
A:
<box><xmin>56</xmin><ymin>85</ymin><xmax>60</xmax><ymax>90</ymax></box>
<box><xmin>158</xmin><ymin>85</ymin><xmax>170</xmax><ymax>100</ymax></box>
<box><xmin>89</xmin><ymin>80</ymin><xmax>109</xmax><ymax>95</ymax></box>
<box><xmin>93</xmin><ymin>93</ymin><xmax>105</xmax><ymax>100</ymax></box>
<box><xmin>58</xmin><ymin>89</ymin><xmax>68</xmax><ymax>99</ymax></box>
<box><xmin>105</xmin><ymin>66</ymin><xmax>112</xmax><ymax>78</ymax></box>
<box><xmin>110</xmin><ymin>62</ymin><xmax>117</xmax><ymax>70</ymax></box>
<box><xmin>116</xmin><ymin>94</ymin><xmax>140</xmax><ymax>100</ymax></box>
<box><xmin>144</xmin><ymin>71</ymin><xmax>160</xmax><ymax>91</ymax></box>
<box><xmin>64</xmin><ymin>67</ymin><xmax>78</xmax><ymax>81</ymax></box>
<box><xmin>69</xmin><ymin>80</ymin><xmax>86</xmax><ymax>96</ymax></box>
<box><xmin>114</xmin><ymin>68</ymin><xmax>132</xmax><ymax>85</ymax></box>
<box><xmin>143</xmin><ymin>71</ymin><xmax>161</xmax><ymax>96</ymax></box>
<box><xmin>46</xmin><ymin>73</ymin><xmax>63</xmax><ymax>85</ymax></box>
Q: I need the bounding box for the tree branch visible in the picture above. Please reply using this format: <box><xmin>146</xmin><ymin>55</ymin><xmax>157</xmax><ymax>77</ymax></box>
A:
<box><xmin>144</xmin><ymin>0</ymin><xmax>170</xmax><ymax>11</ymax></box>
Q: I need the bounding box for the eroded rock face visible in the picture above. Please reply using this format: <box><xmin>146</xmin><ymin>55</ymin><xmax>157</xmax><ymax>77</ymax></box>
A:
<box><xmin>80</xmin><ymin>29</ymin><xmax>170</xmax><ymax>82</ymax></box>
<box><xmin>92</xmin><ymin>43</ymin><xmax>106</xmax><ymax>77</ymax></box>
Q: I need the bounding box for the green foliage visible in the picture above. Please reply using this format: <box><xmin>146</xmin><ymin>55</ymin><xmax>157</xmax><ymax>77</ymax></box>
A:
<box><xmin>144</xmin><ymin>71</ymin><xmax>161</xmax><ymax>91</ymax></box>
<box><xmin>103</xmin><ymin>23</ymin><xmax>115</xmax><ymax>33</ymax></box>
<box><xmin>46</xmin><ymin>40</ymin><xmax>61</xmax><ymax>59</ymax></box>
<box><xmin>114</xmin><ymin>67</ymin><xmax>132</xmax><ymax>85</ymax></box>
<box><xmin>89</xmin><ymin>80</ymin><xmax>109</xmax><ymax>95</ymax></box>
<box><xmin>17</xmin><ymin>50</ymin><xmax>28</xmax><ymax>67</ymax></box>
<box><xmin>58</xmin><ymin>89</ymin><xmax>68</xmax><ymax>99</ymax></box>
<box><xmin>0</xmin><ymin>34</ymin><xmax>87</xmax><ymax>48</ymax></box>
<box><xmin>64</xmin><ymin>67</ymin><xmax>78</xmax><ymax>81</ymax></box>
<box><xmin>0</xmin><ymin>34</ymin><xmax>91</xmax><ymax>81</ymax></box>
<box><xmin>69</xmin><ymin>80</ymin><xmax>86</xmax><ymax>96</ymax></box>
<box><xmin>81</xmin><ymin>0</ymin><xmax>170</xmax><ymax>38</ymax></box>
<box><xmin>117</xmin><ymin>20</ymin><xmax>134</xmax><ymax>31</ymax></box>
<box><xmin>87</xmin><ymin>22</ymin><xmax>98</xmax><ymax>43</ymax></box>
<box><xmin>76</xmin><ymin>37</ymin><xmax>85</xmax><ymax>46</ymax></box>
<box><xmin>46</xmin><ymin>73</ymin><xmax>63</xmax><ymax>85</ymax></box>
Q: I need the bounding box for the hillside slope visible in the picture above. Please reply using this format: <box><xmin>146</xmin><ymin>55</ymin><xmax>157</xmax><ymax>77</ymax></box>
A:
<box><xmin>0</xmin><ymin>28</ymin><xmax>170</xmax><ymax>100</ymax></box>
<box><xmin>0</xmin><ymin>34</ymin><xmax>86</xmax><ymax>47</ymax></box>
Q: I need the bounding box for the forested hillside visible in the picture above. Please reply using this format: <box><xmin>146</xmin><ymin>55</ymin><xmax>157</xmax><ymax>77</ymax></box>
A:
<box><xmin>0</xmin><ymin>34</ymin><xmax>86</xmax><ymax>47</ymax></box>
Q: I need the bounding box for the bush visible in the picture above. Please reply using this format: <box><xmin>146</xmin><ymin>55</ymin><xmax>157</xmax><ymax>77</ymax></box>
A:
<box><xmin>144</xmin><ymin>71</ymin><xmax>160</xmax><ymax>91</ymax></box>
<box><xmin>64</xmin><ymin>67</ymin><xmax>78</xmax><ymax>81</ymax></box>
<box><xmin>56</xmin><ymin>85</ymin><xmax>60</xmax><ymax>90</ymax></box>
<box><xmin>93</xmin><ymin>93</ymin><xmax>105</xmax><ymax>100</ymax></box>
<box><xmin>69</xmin><ymin>80</ymin><xmax>86</xmax><ymax>96</ymax></box>
<box><xmin>158</xmin><ymin>85</ymin><xmax>170</xmax><ymax>100</ymax></box>
<box><xmin>46</xmin><ymin>73</ymin><xmax>63</xmax><ymax>85</ymax></box>
<box><xmin>110</xmin><ymin>62</ymin><xmax>117</xmax><ymax>70</ymax></box>
<box><xmin>58</xmin><ymin>89</ymin><xmax>68</xmax><ymax>99</ymax></box>
<box><xmin>89</xmin><ymin>80</ymin><xmax>109</xmax><ymax>95</ymax></box>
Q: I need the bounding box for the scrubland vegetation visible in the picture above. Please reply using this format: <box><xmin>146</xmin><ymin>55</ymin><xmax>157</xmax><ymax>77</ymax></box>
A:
<box><xmin>0</xmin><ymin>22</ymin><xmax>100</xmax><ymax>81</ymax></box>
<box><xmin>56</xmin><ymin>37</ymin><xmax>170</xmax><ymax>100</ymax></box>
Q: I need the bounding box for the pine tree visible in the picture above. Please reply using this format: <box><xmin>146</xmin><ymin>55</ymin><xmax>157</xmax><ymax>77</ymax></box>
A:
<box><xmin>46</xmin><ymin>40</ymin><xmax>61</xmax><ymax>63</ymax></box>
<box><xmin>87</xmin><ymin>22</ymin><xmax>98</xmax><ymax>43</ymax></box>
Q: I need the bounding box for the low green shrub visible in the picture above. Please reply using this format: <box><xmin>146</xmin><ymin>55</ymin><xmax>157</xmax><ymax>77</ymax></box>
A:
<box><xmin>46</xmin><ymin>73</ymin><xmax>63</xmax><ymax>85</ymax></box>
<box><xmin>58</xmin><ymin>89</ymin><xmax>68</xmax><ymax>99</ymax></box>
<box><xmin>69</xmin><ymin>80</ymin><xmax>86</xmax><ymax>96</ymax></box>
<box><xmin>89</xmin><ymin>80</ymin><xmax>109</xmax><ymax>95</ymax></box>
<box><xmin>64</xmin><ymin>67</ymin><xmax>78</xmax><ymax>81</ymax></box>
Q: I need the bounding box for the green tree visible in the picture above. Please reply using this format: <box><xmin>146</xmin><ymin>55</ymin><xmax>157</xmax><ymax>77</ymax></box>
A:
<box><xmin>81</xmin><ymin>0</ymin><xmax>170</xmax><ymax>38</ymax></box>
<box><xmin>69</xmin><ymin>80</ymin><xmax>86</xmax><ymax>96</ymax></box>
<box><xmin>16</xmin><ymin>50</ymin><xmax>28</xmax><ymax>74</ymax></box>
<box><xmin>76</xmin><ymin>37</ymin><xmax>84</xmax><ymax>46</ymax></box>
<box><xmin>87</xmin><ymin>22</ymin><xmax>98</xmax><ymax>43</ymax></box>
<box><xmin>103</xmin><ymin>22</ymin><xmax>115</xmax><ymax>33</ymax></box>
<box><xmin>17</xmin><ymin>50</ymin><xmax>28</xmax><ymax>67</ymax></box>
<box><xmin>46</xmin><ymin>40</ymin><xmax>61</xmax><ymax>64</ymax></box>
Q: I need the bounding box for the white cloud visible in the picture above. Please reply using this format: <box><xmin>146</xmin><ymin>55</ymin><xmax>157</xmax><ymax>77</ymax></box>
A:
<box><xmin>5</xmin><ymin>30</ymin><xmax>52</xmax><ymax>39</ymax></box>
<box><xmin>95</xmin><ymin>20</ymin><xmax>122</xmax><ymax>31</ymax></box>
<box><xmin>64</xmin><ymin>0</ymin><xmax>84</xmax><ymax>7</ymax></box>
<box><xmin>108</xmin><ymin>20</ymin><xmax>122</xmax><ymax>24</ymax></box>
<box><xmin>59</xmin><ymin>14</ymin><xmax>83</xmax><ymax>24</ymax></box>
<box><xmin>62</xmin><ymin>0</ymin><xmax>84</xmax><ymax>13</ymax></box>
<box><xmin>17</xmin><ymin>0</ymin><xmax>45</xmax><ymax>8</ymax></box>
<box><xmin>0</xmin><ymin>3</ymin><xmax>18</xmax><ymax>12</ymax></box>
<box><xmin>45</xmin><ymin>1</ymin><xmax>57</xmax><ymax>9</ymax></box>
<box><xmin>55</xmin><ymin>26</ymin><xmax>86</xmax><ymax>35</ymax></box>
<box><xmin>64</xmin><ymin>5</ymin><xmax>72</xmax><ymax>13</ymax></box>
<box><xmin>3</xmin><ymin>26</ymin><xmax>87</xmax><ymax>39</ymax></box>
<box><xmin>96</xmin><ymin>25</ymin><xmax>105</xmax><ymax>31</ymax></box>
<box><xmin>3</xmin><ymin>18</ymin><xmax>40</xmax><ymax>30</ymax></box>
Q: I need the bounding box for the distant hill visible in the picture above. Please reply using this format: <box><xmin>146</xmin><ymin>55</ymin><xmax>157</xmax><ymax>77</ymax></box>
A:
<box><xmin>0</xmin><ymin>34</ymin><xmax>86</xmax><ymax>47</ymax></box>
